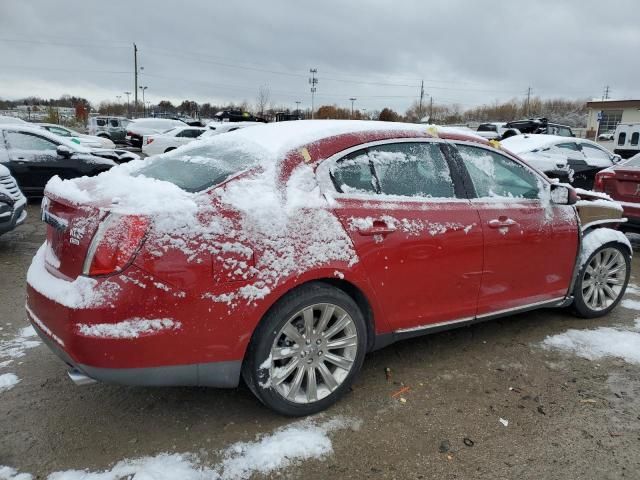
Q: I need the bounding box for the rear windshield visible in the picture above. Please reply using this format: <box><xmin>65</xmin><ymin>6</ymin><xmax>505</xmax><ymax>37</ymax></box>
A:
<box><xmin>134</xmin><ymin>141</ymin><xmax>263</xmax><ymax>192</ymax></box>
<box><xmin>477</xmin><ymin>124</ymin><xmax>497</xmax><ymax>132</ymax></box>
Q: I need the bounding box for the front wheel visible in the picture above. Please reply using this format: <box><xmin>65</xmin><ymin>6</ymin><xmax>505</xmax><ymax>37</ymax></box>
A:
<box><xmin>242</xmin><ymin>283</ymin><xmax>367</xmax><ymax>416</ymax></box>
<box><xmin>572</xmin><ymin>242</ymin><xmax>630</xmax><ymax>318</ymax></box>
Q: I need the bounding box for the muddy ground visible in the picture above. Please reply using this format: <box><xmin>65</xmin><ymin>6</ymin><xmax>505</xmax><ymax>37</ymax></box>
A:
<box><xmin>1</xmin><ymin>204</ymin><xmax>639</xmax><ymax>479</ymax></box>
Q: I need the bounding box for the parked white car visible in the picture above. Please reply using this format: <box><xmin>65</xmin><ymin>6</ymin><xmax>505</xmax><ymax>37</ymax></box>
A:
<box><xmin>37</xmin><ymin>123</ymin><xmax>115</xmax><ymax>149</ymax></box>
<box><xmin>204</xmin><ymin>121</ymin><xmax>264</xmax><ymax>136</ymax></box>
<box><xmin>475</xmin><ymin>122</ymin><xmax>520</xmax><ymax>140</ymax></box>
<box><xmin>502</xmin><ymin>134</ymin><xmax>621</xmax><ymax>189</ymax></box>
<box><xmin>125</xmin><ymin>118</ymin><xmax>187</xmax><ymax>148</ymax></box>
<box><xmin>141</xmin><ymin>126</ymin><xmax>207</xmax><ymax>156</ymax></box>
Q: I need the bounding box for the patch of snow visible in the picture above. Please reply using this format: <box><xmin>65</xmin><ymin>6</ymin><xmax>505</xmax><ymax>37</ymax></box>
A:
<box><xmin>499</xmin><ymin>418</ymin><xmax>509</xmax><ymax>427</ymax></box>
<box><xmin>0</xmin><ymin>465</ymin><xmax>32</xmax><ymax>480</ymax></box>
<box><xmin>622</xmin><ymin>299</ymin><xmax>640</xmax><ymax>310</ymax></box>
<box><xmin>333</xmin><ymin>270</ymin><xmax>345</xmax><ymax>279</ymax></box>
<box><xmin>77</xmin><ymin>318</ymin><xmax>180</xmax><ymax>339</ymax></box>
<box><xmin>0</xmin><ymin>373</ymin><xmax>20</xmax><ymax>392</ymax></box>
<box><xmin>39</xmin><ymin>416</ymin><xmax>359</xmax><ymax>480</ymax></box>
<box><xmin>0</xmin><ymin>325</ymin><xmax>40</xmax><ymax>363</ymax></box>
<box><xmin>576</xmin><ymin>198</ymin><xmax>623</xmax><ymax>213</ymax></box>
<box><xmin>575</xmin><ymin>188</ymin><xmax>613</xmax><ymax>201</ymax></box>
<box><xmin>542</xmin><ymin>319</ymin><xmax>640</xmax><ymax>365</ymax></box>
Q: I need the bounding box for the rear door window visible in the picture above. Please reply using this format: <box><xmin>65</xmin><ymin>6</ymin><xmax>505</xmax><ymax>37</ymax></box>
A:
<box><xmin>631</xmin><ymin>132</ymin><xmax>639</xmax><ymax>147</ymax></box>
<box><xmin>96</xmin><ymin>119</ymin><xmax>106</xmax><ymax>127</ymax></box>
<box><xmin>618</xmin><ymin>132</ymin><xmax>627</xmax><ymax>146</ymax></box>
<box><xmin>456</xmin><ymin>144</ymin><xmax>540</xmax><ymax>199</ymax></box>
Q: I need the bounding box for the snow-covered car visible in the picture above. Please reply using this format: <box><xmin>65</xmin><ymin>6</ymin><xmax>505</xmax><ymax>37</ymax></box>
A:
<box><xmin>26</xmin><ymin>120</ymin><xmax>631</xmax><ymax>415</ymax></box>
<box><xmin>141</xmin><ymin>126</ymin><xmax>207</xmax><ymax>156</ymax></box>
<box><xmin>501</xmin><ymin>134</ymin><xmax>621</xmax><ymax>189</ymax></box>
<box><xmin>87</xmin><ymin>116</ymin><xmax>129</xmax><ymax>144</ymax></box>
<box><xmin>37</xmin><ymin>123</ymin><xmax>116</xmax><ymax>149</ymax></box>
<box><xmin>0</xmin><ymin>115</ymin><xmax>28</xmax><ymax>125</ymax></box>
<box><xmin>0</xmin><ymin>125</ymin><xmax>138</xmax><ymax>197</ymax></box>
<box><xmin>204</xmin><ymin>121</ymin><xmax>265</xmax><ymax>137</ymax></box>
<box><xmin>126</xmin><ymin>118</ymin><xmax>188</xmax><ymax>148</ymax></box>
<box><xmin>0</xmin><ymin>164</ymin><xmax>27</xmax><ymax>235</ymax></box>
<box><xmin>598</xmin><ymin>131</ymin><xmax>615</xmax><ymax>141</ymax></box>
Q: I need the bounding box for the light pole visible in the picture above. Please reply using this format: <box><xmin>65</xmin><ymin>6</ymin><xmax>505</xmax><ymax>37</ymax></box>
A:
<box><xmin>309</xmin><ymin>69</ymin><xmax>318</xmax><ymax>119</ymax></box>
<box><xmin>124</xmin><ymin>91</ymin><xmax>131</xmax><ymax>117</ymax></box>
<box><xmin>139</xmin><ymin>86</ymin><xmax>148</xmax><ymax>116</ymax></box>
<box><xmin>349</xmin><ymin>97</ymin><xmax>357</xmax><ymax>119</ymax></box>
<box><xmin>295</xmin><ymin>101</ymin><xmax>301</xmax><ymax>117</ymax></box>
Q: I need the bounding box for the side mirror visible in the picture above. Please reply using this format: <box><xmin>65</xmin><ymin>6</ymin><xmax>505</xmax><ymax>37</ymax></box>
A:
<box><xmin>57</xmin><ymin>145</ymin><xmax>73</xmax><ymax>158</ymax></box>
<box><xmin>550</xmin><ymin>184</ymin><xmax>577</xmax><ymax>205</ymax></box>
<box><xmin>612</xmin><ymin>154</ymin><xmax>622</xmax><ymax>164</ymax></box>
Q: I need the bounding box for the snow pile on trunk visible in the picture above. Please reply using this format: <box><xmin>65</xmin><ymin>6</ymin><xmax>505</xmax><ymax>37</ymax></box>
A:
<box><xmin>541</xmin><ymin>319</ymin><xmax>640</xmax><ymax>365</ymax></box>
<box><xmin>8</xmin><ymin>416</ymin><xmax>360</xmax><ymax>480</ymax></box>
<box><xmin>77</xmin><ymin>318</ymin><xmax>180</xmax><ymax>339</ymax></box>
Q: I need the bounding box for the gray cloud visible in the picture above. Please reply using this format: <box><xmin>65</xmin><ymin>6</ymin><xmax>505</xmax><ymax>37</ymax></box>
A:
<box><xmin>0</xmin><ymin>0</ymin><xmax>638</xmax><ymax>112</ymax></box>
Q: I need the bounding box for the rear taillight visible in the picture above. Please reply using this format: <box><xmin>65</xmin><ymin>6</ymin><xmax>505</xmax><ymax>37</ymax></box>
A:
<box><xmin>594</xmin><ymin>170</ymin><xmax>615</xmax><ymax>191</ymax></box>
<box><xmin>83</xmin><ymin>213</ymin><xmax>149</xmax><ymax>276</ymax></box>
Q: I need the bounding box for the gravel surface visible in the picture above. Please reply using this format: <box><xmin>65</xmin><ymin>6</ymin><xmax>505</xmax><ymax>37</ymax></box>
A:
<box><xmin>1</xmin><ymin>204</ymin><xmax>639</xmax><ymax>479</ymax></box>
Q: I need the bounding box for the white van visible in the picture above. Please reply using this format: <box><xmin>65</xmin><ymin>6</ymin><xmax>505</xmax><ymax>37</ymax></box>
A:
<box><xmin>613</xmin><ymin>123</ymin><xmax>640</xmax><ymax>159</ymax></box>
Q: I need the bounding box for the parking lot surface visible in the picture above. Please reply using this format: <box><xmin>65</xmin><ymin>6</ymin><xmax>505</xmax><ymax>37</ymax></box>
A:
<box><xmin>2</xmin><ymin>204</ymin><xmax>640</xmax><ymax>479</ymax></box>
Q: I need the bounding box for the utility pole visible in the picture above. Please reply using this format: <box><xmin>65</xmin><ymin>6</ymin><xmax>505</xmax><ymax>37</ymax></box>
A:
<box><xmin>526</xmin><ymin>86</ymin><xmax>532</xmax><ymax>117</ymax></box>
<box><xmin>124</xmin><ymin>91</ymin><xmax>131</xmax><ymax>117</ymax></box>
<box><xmin>133</xmin><ymin>44</ymin><xmax>138</xmax><ymax>115</ymax></box>
<box><xmin>309</xmin><ymin>68</ymin><xmax>318</xmax><ymax>119</ymax></box>
<box><xmin>349</xmin><ymin>97</ymin><xmax>357</xmax><ymax>119</ymax></box>
<box><xmin>418</xmin><ymin>80</ymin><xmax>424</xmax><ymax>119</ymax></box>
<box><xmin>295</xmin><ymin>100</ymin><xmax>301</xmax><ymax>115</ymax></box>
<box><xmin>602</xmin><ymin>85</ymin><xmax>610</xmax><ymax>101</ymax></box>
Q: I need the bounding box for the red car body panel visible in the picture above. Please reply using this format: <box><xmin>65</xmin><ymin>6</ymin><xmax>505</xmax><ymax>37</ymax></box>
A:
<box><xmin>26</xmin><ymin>125</ymin><xmax>584</xmax><ymax>388</ymax></box>
<box><xmin>595</xmin><ymin>165</ymin><xmax>640</xmax><ymax>230</ymax></box>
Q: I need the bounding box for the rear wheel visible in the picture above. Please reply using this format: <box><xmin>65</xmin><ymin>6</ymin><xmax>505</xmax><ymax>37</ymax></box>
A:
<box><xmin>572</xmin><ymin>242</ymin><xmax>630</xmax><ymax>318</ymax></box>
<box><xmin>243</xmin><ymin>283</ymin><xmax>367</xmax><ymax>416</ymax></box>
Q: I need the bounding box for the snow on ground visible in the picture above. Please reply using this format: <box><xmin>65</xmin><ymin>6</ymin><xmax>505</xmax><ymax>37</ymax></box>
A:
<box><xmin>0</xmin><ymin>373</ymin><xmax>20</xmax><ymax>392</ymax></box>
<box><xmin>541</xmin><ymin>319</ymin><xmax>640</xmax><ymax>365</ymax></box>
<box><xmin>1</xmin><ymin>416</ymin><xmax>360</xmax><ymax>480</ymax></box>
<box><xmin>0</xmin><ymin>325</ymin><xmax>40</xmax><ymax>366</ymax></box>
<box><xmin>621</xmin><ymin>299</ymin><xmax>640</xmax><ymax>310</ymax></box>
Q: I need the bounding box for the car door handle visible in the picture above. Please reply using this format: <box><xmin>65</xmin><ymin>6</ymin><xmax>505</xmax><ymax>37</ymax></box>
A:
<box><xmin>488</xmin><ymin>218</ymin><xmax>517</xmax><ymax>229</ymax></box>
<box><xmin>357</xmin><ymin>220</ymin><xmax>397</xmax><ymax>236</ymax></box>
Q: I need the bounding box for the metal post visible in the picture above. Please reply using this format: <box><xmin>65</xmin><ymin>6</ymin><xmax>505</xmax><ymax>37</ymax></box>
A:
<box><xmin>134</xmin><ymin>44</ymin><xmax>138</xmax><ymax>115</ymax></box>
<box><xmin>309</xmin><ymin>69</ymin><xmax>318</xmax><ymax>119</ymax></box>
<box><xmin>349</xmin><ymin>97</ymin><xmax>356</xmax><ymax>119</ymax></box>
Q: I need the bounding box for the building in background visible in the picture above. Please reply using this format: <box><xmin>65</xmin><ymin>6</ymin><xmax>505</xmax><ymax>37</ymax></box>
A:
<box><xmin>586</xmin><ymin>99</ymin><xmax>640</xmax><ymax>139</ymax></box>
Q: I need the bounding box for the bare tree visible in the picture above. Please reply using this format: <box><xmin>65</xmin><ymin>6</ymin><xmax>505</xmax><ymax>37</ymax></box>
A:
<box><xmin>256</xmin><ymin>85</ymin><xmax>271</xmax><ymax>116</ymax></box>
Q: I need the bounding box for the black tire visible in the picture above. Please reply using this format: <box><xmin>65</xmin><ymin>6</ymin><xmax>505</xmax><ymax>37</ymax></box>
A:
<box><xmin>242</xmin><ymin>282</ymin><xmax>367</xmax><ymax>416</ymax></box>
<box><xmin>572</xmin><ymin>241</ymin><xmax>630</xmax><ymax>318</ymax></box>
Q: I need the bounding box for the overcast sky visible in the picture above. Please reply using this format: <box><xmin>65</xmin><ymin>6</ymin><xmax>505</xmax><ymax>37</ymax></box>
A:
<box><xmin>0</xmin><ymin>0</ymin><xmax>638</xmax><ymax>113</ymax></box>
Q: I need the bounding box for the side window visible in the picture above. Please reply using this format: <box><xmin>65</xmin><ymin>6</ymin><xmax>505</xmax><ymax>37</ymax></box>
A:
<box><xmin>96</xmin><ymin>119</ymin><xmax>106</xmax><ymax>127</ymax></box>
<box><xmin>631</xmin><ymin>132</ymin><xmax>639</xmax><ymax>147</ymax></box>
<box><xmin>581</xmin><ymin>143</ymin><xmax>612</xmax><ymax>161</ymax></box>
<box><xmin>49</xmin><ymin>126</ymin><xmax>70</xmax><ymax>137</ymax></box>
<box><xmin>5</xmin><ymin>132</ymin><xmax>58</xmax><ymax>153</ymax></box>
<box><xmin>555</xmin><ymin>142</ymin><xmax>580</xmax><ymax>152</ymax></box>
<box><xmin>370</xmin><ymin>143</ymin><xmax>454</xmax><ymax>198</ymax></box>
<box><xmin>175</xmin><ymin>130</ymin><xmax>190</xmax><ymax>138</ymax></box>
<box><xmin>456</xmin><ymin>144</ymin><xmax>540</xmax><ymax>200</ymax></box>
<box><xmin>618</xmin><ymin>132</ymin><xmax>626</xmax><ymax>146</ymax></box>
<box><xmin>109</xmin><ymin>119</ymin><xmax>119</xmax><ymax>127</ymax></box>
<box><xmin>330</xmin><ymin>150</ymin><xmax>377</xmax><ymax>194</ymax></box>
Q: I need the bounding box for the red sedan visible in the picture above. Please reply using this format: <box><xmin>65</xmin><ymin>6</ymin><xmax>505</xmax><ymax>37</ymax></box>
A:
<box><xmin>594</xmin><ymin>154</ymin><xmax>640</xmax><ymax>232</ymax></box>
<box><xmin>26</xmin><ymin>121</ymin><xmax>631</xmax><ymax>415</ymax></box>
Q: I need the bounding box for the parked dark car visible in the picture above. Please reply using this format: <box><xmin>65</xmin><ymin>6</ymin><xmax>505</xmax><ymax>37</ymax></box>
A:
<box><xmin>505</xmin><ymin>118</ymin><xmax>574</xmax><ymax>137</ymax></box>
<box><xmin>0</xmin><ymin>164</ymin><xmax>27</xmax><ymax>235</ymax></box>
<box><xmin>0</xmin><ymin>125</ymin><xmax>137</xmax><ymax>197</ymax></box>
<box><xmin>213</xmin><ymin>110</ymin><xmax>267</xmax><ymax>123</ymax></box>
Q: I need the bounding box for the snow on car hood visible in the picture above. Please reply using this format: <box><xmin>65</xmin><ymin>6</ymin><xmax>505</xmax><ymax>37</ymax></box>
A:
<box><xmin>0</xmin><ymin>163</ymin><xmax>9</xmax><ymax>177</ymax></box>
<box><xmin>501</xmin><ymin>134</ymin><xmax>570</xmax><ymax>154</ymax></box>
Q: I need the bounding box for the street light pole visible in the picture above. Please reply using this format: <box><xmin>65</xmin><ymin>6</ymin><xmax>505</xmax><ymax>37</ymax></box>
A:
<box><xmin>349</xmin><ymin>97</ymin><xmax>357</xmax><ymax>119</ymax></box>
<box><xmin>139</xmin><ymin>86</ymin><xmax>148</xmax><ymax>116</ymax></box>
<box><xmin>309</xmin><ymin>69</ymin><xmax>318</xmax><ymax>119</ymax></box>
<box><xmin>295</xmin><ymin>100</ymin><xmax>301</xmax><ymax>117</ymax></box>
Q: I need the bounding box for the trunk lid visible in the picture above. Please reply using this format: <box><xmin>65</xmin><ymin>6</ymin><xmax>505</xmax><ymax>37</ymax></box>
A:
<box><xmin>42</xmin><ymin>195</ymin><xmax>105</xmax><ymax>279</ymax></box>
<box><xmin>605</xmin><ymin>167</ymin><xmax>640</xmax><ymax>203</ymax></box>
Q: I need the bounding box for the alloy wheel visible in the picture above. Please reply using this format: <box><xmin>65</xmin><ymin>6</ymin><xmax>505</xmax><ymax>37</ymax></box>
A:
<box><xmin>581</xmin><ymin>247</ymin><xmax>626</xmax><ymax>311</ymax></box>
<box><xmin>268</xmin><ymin>303</ymin><xmax>359</xmax><ymax>404</ymax></box>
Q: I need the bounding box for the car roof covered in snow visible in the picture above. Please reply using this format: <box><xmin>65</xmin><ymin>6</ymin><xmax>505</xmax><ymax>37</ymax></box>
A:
<box><xmin>0</xmin><ymin>124</ymin><xmax>92</xmax><ymax>151</ymax></box>
<box><xmin>203</xmin><ymin>120</ymin><xmax>486</xmax><ymax>158</ymax></box>
<box><xmin>500</xmin><ymin>134</ymin><xmax>582</xmax><ymax>154</ymax></box>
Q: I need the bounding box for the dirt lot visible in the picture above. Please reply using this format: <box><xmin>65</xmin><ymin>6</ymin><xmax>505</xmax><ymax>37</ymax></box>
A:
<box><xmin>1</xmin><ymin>204</ymin><xmax>640</xmax><ymax>479</ymax></box>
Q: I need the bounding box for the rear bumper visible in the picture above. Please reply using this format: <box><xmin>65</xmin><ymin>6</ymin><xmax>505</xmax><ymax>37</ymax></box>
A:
<box><xmin>28</xmin><ymin>304</ymin><xmax>242</xmax><ymax>388</ymax></box>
